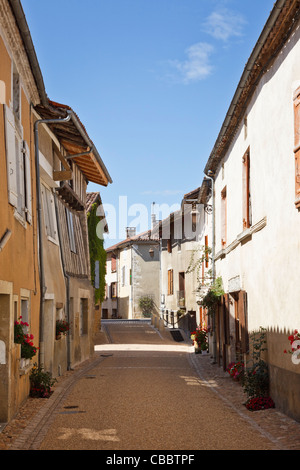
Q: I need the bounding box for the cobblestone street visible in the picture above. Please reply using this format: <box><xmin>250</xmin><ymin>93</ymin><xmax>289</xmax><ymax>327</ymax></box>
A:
<box><xmin>1</xmin><ymin>322</ymin><xmax>300</xmax><ymax>451</ymax></box>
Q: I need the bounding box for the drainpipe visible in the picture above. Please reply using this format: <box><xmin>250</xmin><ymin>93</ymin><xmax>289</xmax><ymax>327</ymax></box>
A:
<box><xmin>0</xmin><ymin>229</ymin><xmax>12</xmax><ymax>252</ymax></box>
<box><xmin>54</xmin><ymin>197</ymin><xmax>71</xmax><ymax>371</ymax></box>
<box><xmin>204</xmin><ymin>171</ymin><xmax>216</xmax><ymax>364</ymax></box>
<box><xmin>34</xmin><ymin>112</ymin><xmax>71</xmax><ymax>367</ymax></box>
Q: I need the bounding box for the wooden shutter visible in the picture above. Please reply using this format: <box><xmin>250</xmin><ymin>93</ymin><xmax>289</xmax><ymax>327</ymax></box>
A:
<box><xmin>238</xmin><ymin>290</ymin><xmax>249</xmax><ymax>354</ymax></box>
<box><xmin>4</xmin><ymin>105</ymin><xmax>18</xmax><ymax>207</ymax></box>
<box><xmin>222</xmin><ymin>294</ymin><xmax>230</xmax><ymax>345</ymax></box>
<box><xmin>23</xmin><ymin>140</ymin><xmax>32</xmax><ymax>224</ymax></box>
<box><xmin>242</xmin><ymin>148</ymin><xmax>251</xmax><ymax>228</ymax></box>
<box><xmin>205</xmin><ymin>235</ymin><xmax>209</xmax><ymax>268</ymax></box>
<box><xmin>168</xmin><ymin>269</ymin><xmax>173</xmax><ymax>295</ymax></box>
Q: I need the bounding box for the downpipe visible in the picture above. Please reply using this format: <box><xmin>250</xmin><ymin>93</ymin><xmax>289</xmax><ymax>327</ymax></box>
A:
<box><xmin>34</xmin><ymin>112</ymin><xmax>71</xmax><ymax>366</ymax></box>
<box><xmin>204</xmin><ymin>171</ymin><xmax>216</xmax><ymax>364</ymax></box>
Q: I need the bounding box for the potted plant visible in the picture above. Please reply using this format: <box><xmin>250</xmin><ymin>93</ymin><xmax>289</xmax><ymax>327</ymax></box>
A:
<box><xmin>138</xmin><ymin>296</ymin><xmax>154</xmax><ymax>318</ymax></box>
<box><xmin>242</xmin><ymin>327</ymin><xmax>275</xmax><ymax>411</ymax></box>
<box><xmin>191</xmin><ymin>326</ymin><xmax>208</xmax><ymax>353</ymax></box>
<box><xmin>30</xmin><ymin>363</ymin><xmax>57</xmax><ymax>398</ymax></box>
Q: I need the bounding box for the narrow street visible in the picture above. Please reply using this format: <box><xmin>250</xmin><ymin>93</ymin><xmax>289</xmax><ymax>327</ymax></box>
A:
<box><xmin>9</xmin><ymin>320</ymin><xmax>300</xmax><ymax>452</ymax></box>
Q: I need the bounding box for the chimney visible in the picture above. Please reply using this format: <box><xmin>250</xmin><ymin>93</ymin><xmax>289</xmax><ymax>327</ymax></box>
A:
<box><xmin>151</xmin><ymin>213</ymin><xmax>157</xmax><ymax>230</ymax></box>
<box><xmin>126</xmin><ymin>227</ymin><xmax>136</xmax><ymax>238</ymax></box>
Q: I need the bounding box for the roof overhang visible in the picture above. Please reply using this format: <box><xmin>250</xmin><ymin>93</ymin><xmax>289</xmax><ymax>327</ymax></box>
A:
<box><xmin>35</xmin><ymin>101</ymin><xmax>112</xmax><ymax>186</ymax></box>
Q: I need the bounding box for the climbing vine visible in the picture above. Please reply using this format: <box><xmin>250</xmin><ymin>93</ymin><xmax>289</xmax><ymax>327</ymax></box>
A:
<box><xmin>87</xmin><ymin>202</ymin><xmax>106</xmax><ymax>304</ymax></box>
<box><xmin>186</xmin><ymin>245</ymin><xmax>224</xmax><ymax>313</ymax></box>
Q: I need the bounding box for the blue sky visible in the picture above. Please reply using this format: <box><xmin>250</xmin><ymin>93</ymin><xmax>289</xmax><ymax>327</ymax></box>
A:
<box><xmin>22</xmin><ymin>0</ymin><xmax>275</xmax><ymax>246</ymax></box>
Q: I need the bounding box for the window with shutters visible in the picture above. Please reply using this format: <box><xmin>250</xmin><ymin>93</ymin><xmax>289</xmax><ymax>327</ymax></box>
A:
<box><xmin>41</xmin><ymin>184</ymin><xmax>58</xmax><ymax>242</ymax></box>
<box><xmin>4</xmin><ymin>105</ymin><xmax>32</xmax><ymax>224</ymax></box>
<box><xmin>293</xmin><ymin>87</ymin><xmax>300</xmax><ymax>210</ymax></box>
<box><xmin>111</xmin><ymin>282</ymin><xmax>117</xmax><ymax>298</ymax></box>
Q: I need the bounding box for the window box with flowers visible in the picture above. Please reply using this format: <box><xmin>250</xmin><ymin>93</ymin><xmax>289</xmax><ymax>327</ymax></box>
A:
<box><xmin>14</xmin><ymin>317</ymin><xmax>38</xmax><ymax>372</ymax></box>
<box><xmin>56</xmin><ymin>319</ymin><xmax>70</xmax><ymax>340</ymax></box>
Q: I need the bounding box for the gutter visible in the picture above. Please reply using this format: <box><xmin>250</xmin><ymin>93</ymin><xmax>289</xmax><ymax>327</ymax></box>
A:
<box><xmin>204</xmin><ymin>0</ymin><xmax>287</xmax><ymax>175</ymax></box>
<box><xmin>54</xmin><ymin>197</ymin><xmax>72</xmax><ymax>371</ymax></box>
<box><xmin>8</xmin><ymin>0</ymin><xmax>48</xmax><ymax>106</ymax></box>
<box><xmin>204</xmin><ymin>172</ymin><xmax>216</xmax><ymax>364</ymax></box>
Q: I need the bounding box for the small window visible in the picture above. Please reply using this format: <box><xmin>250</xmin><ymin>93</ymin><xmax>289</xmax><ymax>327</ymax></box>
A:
<box><xmin>21</xmin><ymin>299</ymin><xmax>29</xmax><ymax>334</ymax></box>
<box><xmin>111</xmin><ymin>282</ymin><xmax>117</xmax><ymax>298</ymax></box>
<box><xmin>80</xmin><ymin>298</ymin><xmax>88</xmax><ymax>335</ymax></box>
<box><xmin>111</xmin><ymin>254</ymin><xmax>116</xmax><ymax>272</ymax></box>
<box><xmin>66</xmin><ymin>208</ymin><xmax>76</xmax><ymax>253</ymax></box>
<box><xmin>41</xmin><ymin>184</ymin><xmax>57</xmax><ymax>240</ymax></box>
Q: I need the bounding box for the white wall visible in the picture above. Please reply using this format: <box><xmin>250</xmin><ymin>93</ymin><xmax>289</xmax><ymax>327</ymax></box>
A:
<box><xmin>214</xmin><ymin>23</ymin><xmax>300</xmax><ymax>333</ymax></box>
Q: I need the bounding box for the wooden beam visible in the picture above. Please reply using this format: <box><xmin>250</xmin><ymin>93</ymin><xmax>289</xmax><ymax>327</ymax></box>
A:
<box><xmin>53</xmin><ymin>170</ymin><xmax>73</xmax><ymax>181</ymax></box>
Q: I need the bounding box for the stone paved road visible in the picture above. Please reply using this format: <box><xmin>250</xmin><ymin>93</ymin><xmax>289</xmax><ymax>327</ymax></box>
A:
<box><xmin>4</xmin><ymin>320</ymin><xmax>300</xmax><ymax>452</ymax></box>
<box><xmin>18</xmin><ymin>321</ymin><xmax>298</xmax><ymax>451</ymax></box>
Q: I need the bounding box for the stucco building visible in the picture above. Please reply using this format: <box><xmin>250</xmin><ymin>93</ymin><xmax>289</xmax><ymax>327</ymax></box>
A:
<box><xmin>102</xmin><ymin>228</ymin><xmax>160</xmax><ymax>320</ymax></box>
<box><xmin>203</xmin><ymin>0</ymin><xmax>300</xmax><ymax>421</ymax></box>
<box><xmin>0</xmin><ymin>0</ymin><xmax>112</xmax><ymax>424</ymax></box>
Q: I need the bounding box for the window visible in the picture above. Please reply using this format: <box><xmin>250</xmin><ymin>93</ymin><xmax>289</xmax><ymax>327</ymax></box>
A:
<box><xmin>242</xmin><ymin>148</ymin><xmax>252</xmax><ymax>229</ymax></box>
<box><xmin>41</xmin><ymin>184</ymin><xmax>57</xmax><ymax>241</ymax></box>
<box><xmin>80</xmin><ymin>298</ymin><xmax>88</xmax><ymax>335</ymax></box>
<box><xmin>66</xmin><ymin>208</ymin><xmax>76</xmax><ymax>253</ymax></box>
<box><xmin>221</xmin><ymin>186</ymin><xmax>227</xmax><ymax>247</ymax></box>
<box><xmin>293</xmin><ymin>87</ymin><xmax>300</xmax><ymax>210</ymax></box>
<box><xmin>167</xmin><ymin>269</ymin><xmax>173</xmax><ymax>295</ymax></box>
<box><xmin>4</xmin><ymin>105</ymin><xmax>32</xmax><ymax>223</ymax></box>
<box><xmin>111</xmin><ymin>254</ymin><xmax>116</xmax><ymax>272</ymax></box>
<box><xmin>111</xmin><ymin>282</ymin><xmax>117</xmax><ymax>298</ymax></box>
<box><xmin>21</xmin><ymin>299</ymin><xmax>29</xmax><ymax>334</ymax></box>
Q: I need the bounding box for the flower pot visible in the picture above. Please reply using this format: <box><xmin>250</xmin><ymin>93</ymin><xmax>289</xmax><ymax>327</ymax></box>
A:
<box><xmin>20</xmin><ymin>358</ymin><xmax>30</xmax><ymax>369</ymax></box>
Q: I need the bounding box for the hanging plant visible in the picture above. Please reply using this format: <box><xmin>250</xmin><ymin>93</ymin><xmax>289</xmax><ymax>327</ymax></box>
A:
<box><xmin>87</xmin><ymin>202</ymin><xmax>107</xmax><ymax>304</ymax></box>
<box><xmin>201</xmin><ymin>277</ymin><xmax>224</xmax><ymax>314</ymax></box>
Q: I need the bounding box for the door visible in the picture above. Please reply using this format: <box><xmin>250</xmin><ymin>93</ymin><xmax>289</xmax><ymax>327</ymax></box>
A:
<box><xmin>178</xmin><ymin>272</ymin><xmax>185</xmax><ymax>307</ymax></box>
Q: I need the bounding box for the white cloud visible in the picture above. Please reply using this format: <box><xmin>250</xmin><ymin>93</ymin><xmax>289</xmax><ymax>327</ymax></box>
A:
<box><xmin>202</xmin><ymin>8</ymin><xmax>246</xmax><ymax>42</ymax></box>
<box><xmin>168</xmin><ymin>42</ymin><xmax>214</xmax><ymax>84</ymax></box>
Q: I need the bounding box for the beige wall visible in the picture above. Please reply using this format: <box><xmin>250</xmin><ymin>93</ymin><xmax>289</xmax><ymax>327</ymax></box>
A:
<box><xmin>0</xmin><ymin>29</ymin><xmax>40</xmax><ymax>421</ymax></box>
